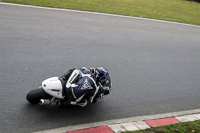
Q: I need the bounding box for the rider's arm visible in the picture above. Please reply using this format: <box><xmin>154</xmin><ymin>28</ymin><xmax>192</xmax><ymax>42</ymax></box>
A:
<box><xmin>90</xmin><ymin>83</ymin><xmax>107</xmax><ymax>103</ymax></box>
<box><xmin>91</xmin><ymin>79</ymin><xmax>111</xmax><ymax>103</ymax></box>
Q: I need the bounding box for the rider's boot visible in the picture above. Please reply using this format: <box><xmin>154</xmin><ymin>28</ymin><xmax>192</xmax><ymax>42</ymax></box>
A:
<box><xmin>62</xmin><ymin>68</ymin><xmax>75</xmax><ymax>80</ymax></box>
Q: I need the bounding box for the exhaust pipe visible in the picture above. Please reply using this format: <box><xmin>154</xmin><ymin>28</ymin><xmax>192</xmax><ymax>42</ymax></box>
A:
<box><xmin>39</xmin><ymin>99</ymin><xmax>58</xmax><ymax>105</ymax></box>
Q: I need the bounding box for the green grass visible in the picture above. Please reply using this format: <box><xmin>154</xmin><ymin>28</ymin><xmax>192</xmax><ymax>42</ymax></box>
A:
<box><xmin>125</xmin><ymin>120</ymin><xmax>200</xmax><ymax>133</ymax></box>
<box><xmin>1</xmin><ymin>0</ymin><xmax>200</xmax><ymax>25</ymax></box>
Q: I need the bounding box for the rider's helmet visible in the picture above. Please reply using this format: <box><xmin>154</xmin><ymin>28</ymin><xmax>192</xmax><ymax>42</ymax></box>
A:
<box><xmin>95</xmin><ymin>67</ymin><xmax>109</xmax><ymax>84</ymax></box>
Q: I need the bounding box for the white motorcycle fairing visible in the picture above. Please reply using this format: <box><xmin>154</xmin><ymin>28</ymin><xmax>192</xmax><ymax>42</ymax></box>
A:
<box><xmin>42</xmin><ymin>77</ymin><xmax>64</xmax><ymax>99</ymax></box>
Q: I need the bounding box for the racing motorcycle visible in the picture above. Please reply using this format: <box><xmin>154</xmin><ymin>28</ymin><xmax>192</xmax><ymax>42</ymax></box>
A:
<box><xmin>26</xmin><ymin>77</ymin><xmax>68</xmax><ymax>105</ymax></box>
<box><xmin>26</xmin><ymin>72</ymin><xmax>111</xmax><ymax>106</ymax></box>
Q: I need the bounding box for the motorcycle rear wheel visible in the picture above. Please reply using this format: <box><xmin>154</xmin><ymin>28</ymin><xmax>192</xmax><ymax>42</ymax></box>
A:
<box><xmin>26</xmin><ymin>87</ymin><xmax>52</xmax><ymax>104</ymax></box>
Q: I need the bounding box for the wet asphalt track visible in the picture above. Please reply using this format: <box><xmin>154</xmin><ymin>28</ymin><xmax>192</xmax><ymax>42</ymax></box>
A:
<box><xmin>0</xmin><ymin>3</ymin><xmax>200</xmax><ymax>133</ymax></box>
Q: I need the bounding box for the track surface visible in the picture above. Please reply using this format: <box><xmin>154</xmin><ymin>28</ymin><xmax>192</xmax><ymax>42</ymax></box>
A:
<box><xmin>0</xmin><ymin>3</ymin><xmax>200</xmax><ymax>133</ymax></box>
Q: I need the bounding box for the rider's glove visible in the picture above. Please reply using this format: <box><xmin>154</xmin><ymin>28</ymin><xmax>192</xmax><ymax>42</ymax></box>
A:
<box><xmin>103</xmin><ymin>88</ymin><xmax>110</xmax><ymax>95</ymax></box>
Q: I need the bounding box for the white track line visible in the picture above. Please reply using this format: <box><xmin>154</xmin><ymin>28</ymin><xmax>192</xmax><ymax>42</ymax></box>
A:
<box><xmin>0</xmin><ymin>2</ymin><xmax>200</xmax><ymax>28</ymax></box>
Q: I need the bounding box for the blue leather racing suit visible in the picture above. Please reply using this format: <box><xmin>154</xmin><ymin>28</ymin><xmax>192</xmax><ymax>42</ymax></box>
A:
<box><xmin>63</xmin><ymin>67</ymin><xmax>109</xmax><ymax>107</ymax></box>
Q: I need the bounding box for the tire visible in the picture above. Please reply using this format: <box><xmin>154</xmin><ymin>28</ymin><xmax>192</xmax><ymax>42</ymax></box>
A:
<box><xmin>26</xmin><ymin>87</ymin><xmax>52</xmax><ymax>104</ymax></box>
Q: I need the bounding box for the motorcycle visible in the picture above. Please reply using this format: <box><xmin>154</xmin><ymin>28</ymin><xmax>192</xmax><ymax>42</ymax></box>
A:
<box><xmin>26</xmin><ymin>77</ymin><xmax>68</xmax><ymax>105</ymax></box>
<box><xmin>26</xmin><ymin>78</ymin><xmax>111</xmax><ymax>106</ymax></box>
<box><xmin>27</xmin><ymin>67</ymin><xmax>111</xmax><ymax>106</ymax></box>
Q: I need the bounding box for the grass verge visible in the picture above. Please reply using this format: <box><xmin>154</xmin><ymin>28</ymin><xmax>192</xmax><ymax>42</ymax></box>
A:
<box><xmin>0</xmin><ymin>0</ymin><xmax>200</xmax><ymax>26</ymax></box>
<box><xmin>124</xmin><ymin>120</ymin><xmax>200</xmax><ymax>133</ymax></box>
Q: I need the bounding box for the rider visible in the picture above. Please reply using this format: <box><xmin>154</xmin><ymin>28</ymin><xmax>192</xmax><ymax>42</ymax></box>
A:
<box><xmin>61</xmin><ymin>67</ymin><xmax>111</xmax><ymax>107</ymax></box>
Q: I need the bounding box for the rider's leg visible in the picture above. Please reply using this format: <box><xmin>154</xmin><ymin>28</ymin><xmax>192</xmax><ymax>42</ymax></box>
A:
<box><xmin>62</xmin><ymin>68</ymin><xmax>75</xmax><ymax>80</ymax></box>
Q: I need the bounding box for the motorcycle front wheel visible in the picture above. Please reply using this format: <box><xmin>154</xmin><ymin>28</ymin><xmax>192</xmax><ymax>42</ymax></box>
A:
<box><xmin>26</xmin><ymin>87</ymin><xmax>52</xmax><ymax>104</ymax></box>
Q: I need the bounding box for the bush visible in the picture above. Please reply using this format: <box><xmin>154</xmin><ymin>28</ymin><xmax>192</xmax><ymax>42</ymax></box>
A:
<box><xmin>187</xmin><ymin>0</ymin><xmax>200</xmax><ymax>3</ymax></box>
